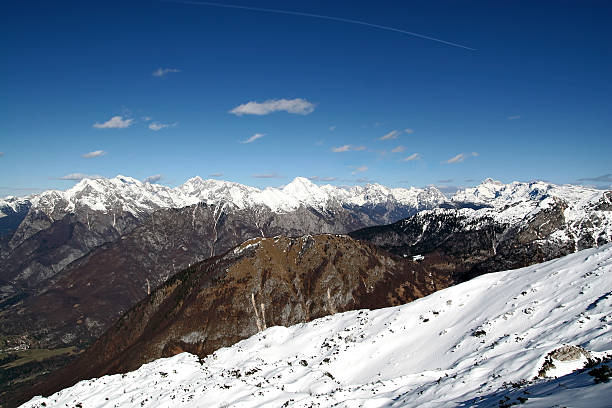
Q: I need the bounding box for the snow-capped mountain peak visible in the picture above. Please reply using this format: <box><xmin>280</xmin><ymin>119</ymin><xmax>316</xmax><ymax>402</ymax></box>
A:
<box><xmin>9</xmin><ymin>175</ymin><xmax>451</xmax><ymax>217</ymax></box>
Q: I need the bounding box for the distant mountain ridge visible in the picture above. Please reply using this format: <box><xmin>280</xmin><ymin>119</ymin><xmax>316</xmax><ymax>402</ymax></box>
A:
<box><xmin>351</xmin><ymin>178</ymin><xmax>611</xmax><ymax>282</ymax></box>
<box><xmin>0</xmin><ymin>176</ymin><xmax>448</xmax><ymax>297</ymax></box>
<box><xmin>2</xmin><ymin>175</ymin><xmax>447</xmax><ymax>226</ymax></box>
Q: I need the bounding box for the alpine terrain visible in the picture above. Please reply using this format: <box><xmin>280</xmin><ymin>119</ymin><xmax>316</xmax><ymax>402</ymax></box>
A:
<box><xmin>21</xmin><ymin>244</ymin><xmax>612</xmax><ymax>407</ymax></box>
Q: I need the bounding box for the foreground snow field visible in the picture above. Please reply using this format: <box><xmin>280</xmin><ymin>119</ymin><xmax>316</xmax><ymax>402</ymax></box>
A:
<box><xmin>23</xmin><ymin>244</ymin><xmax>612</xmax><ymax>407</ymax></box>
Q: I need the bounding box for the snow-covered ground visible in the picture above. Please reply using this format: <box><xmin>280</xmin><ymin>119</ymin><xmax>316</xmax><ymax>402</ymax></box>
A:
<box><xmin>22</xmin><ymin>244</ymin><xmax>612</xmax><ymax>407</ymax></box>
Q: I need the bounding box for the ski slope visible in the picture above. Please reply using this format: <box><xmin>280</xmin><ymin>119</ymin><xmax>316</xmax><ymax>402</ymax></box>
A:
<box><xmin>22</xmin><ymin>244</ymin><xmax>612</xmax><ymax>407</ymax></box>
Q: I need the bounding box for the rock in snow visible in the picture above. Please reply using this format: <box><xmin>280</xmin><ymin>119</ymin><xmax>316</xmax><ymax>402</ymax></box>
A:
<box><xmin>22</xmin><ymin>244</ymin><xmax>612</xmax><ymax>407</ymax></box>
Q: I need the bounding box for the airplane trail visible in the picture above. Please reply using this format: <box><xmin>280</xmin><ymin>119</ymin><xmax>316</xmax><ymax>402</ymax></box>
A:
<box><xmin>163</xmin><ymin>0</ymin><xmax>476</xmax><ymax>51</ymax></box>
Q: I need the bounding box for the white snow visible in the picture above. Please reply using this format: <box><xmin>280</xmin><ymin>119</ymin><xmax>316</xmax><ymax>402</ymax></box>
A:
<box><xmin>22</xmin><ymin>244</ymin><xmax>612</xmax><ymax>408</ymax></box>
<box><xmin>6</xmin><ymin>175</ymin><xmax>452</xmax><ymax>218</ymax></box>
<box><xmin>4</xmin><ymin>177</ymin><xmax>609</xmax><ymax>239</ymax></box>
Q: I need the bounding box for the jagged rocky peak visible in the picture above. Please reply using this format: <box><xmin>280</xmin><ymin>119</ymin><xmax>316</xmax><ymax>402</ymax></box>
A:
<box><xmin>5</xmin><ymin>175</ymin><xmax>453</xmax><ymax>219</ymax></box>
<box><xmin>451</xmin><ymin>177</ymin><xmax>607</xmax><ymax>210</ymax></box>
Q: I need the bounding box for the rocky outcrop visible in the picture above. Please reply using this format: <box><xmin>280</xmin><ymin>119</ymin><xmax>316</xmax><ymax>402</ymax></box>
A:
<box><xmin>16</xmin><ymin>234</ymin><xmax>455</xmax><ymax>406</ymax></box>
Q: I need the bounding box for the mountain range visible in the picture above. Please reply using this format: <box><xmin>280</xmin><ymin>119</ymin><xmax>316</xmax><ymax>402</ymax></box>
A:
<box><xmin>20</xmin><ymin>244</ymin><xmax>612</xmax><ymax>407</ymax></box>
<box><xmin>1</xmin><ymin>176</ymin><xmax>610</xmax><ymax>407</ymax></box>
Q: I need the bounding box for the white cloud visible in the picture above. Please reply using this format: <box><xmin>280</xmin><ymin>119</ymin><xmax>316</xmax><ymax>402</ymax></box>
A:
<box><xmin>142</xmin><ymin>116</ymin><xmax>152</xmax><ymax>122</ymax></box>
<box><xmin>379</xmin><ymin>130</ymin><xmax>399</xmax><ymax>140</ymax></box>
<box><xmin>404</xmin><ymin>153</ymin><xmax>421</xmax><ymax>161</ymax></box>
<box><xmin>331</xmin><ymin>145</ymin><xmax>351</xmax><ymax>153</ymax></box>
<box><xmin>507</xmin><ymin>115</ymin><xmax>521</xmax><ymax>120</ymax></box>
<box><xmin>445</xmin><ymin>152</ymin><xmax>479</xmax><ymax>164</ymax></box>
<box><xmin>329</xmin><ymin>125</ymin><xmax>336</xmax><ymax>131</ymax></box>
<box><xmin>391</xmin><ymin>146</ymin><xmax>405</xmax><ymax>153</ymax></box>
<box><xmin>405</xmin><ymin>128</ymin><xmax>414</xmax><ymax>134</ymax></box>
<box><xmin>309</xmin><ymin>176</ymin><xmax>338</xmax><ymax>182</ymax></box>
<box><xmin>82</xmin><ymin>150</ymin><xmax>107</xmax><ymax>158</ymax></box>
<box><xmin>58</xmin><ymin>173</ymin><xmax>102</xmax><ymax>180</ymax></box>
<box><xmin>241</xmin><ymin>133</ymin><xmax>265</xmax><ymax>144</ymax></box>
<box><xmin>0</xmin><ymin>152</ymin><xmax>4</xmax><ymax>157</ymax></box>
<box><xmin>149</xmin><ymin>122</ymin><xmax>177</xmax><ymax>131</ymax></box>
<box><xmin>209</xmin><ymin>173</ymin><xmax>223</xmax><ymax>178</ymax></box>
<box><xmin>230</xmin><ymin>98</ymin><xmax>315</xmax><ymax>116</ymax></box>
<box><xmin>152</xmin><ymin>67</ymin><xmax>181</xmax><ymax>77</ymax></box>
<box><xmin>143</xmin><ymin>174</ymin><xmax>163</xmax><ymax>183</ymax></box>
<box><xmin>446</xmin><ymin>153</ymin><xmax>466</xmax><ymax>164</ymax></box>
<box><xmin>93</xmin><ymin>116</ymin><xmax>133</xmax><ymax>129</ymax></box>
<box><xmin>352</xmin><ymin>165</ymin><xmax>368</xmax><ymax>174</ymax></box>
<box><xmin>353</xmin><ymin>145</ymin><xmax>366</xmax><ymax>151</ymax></box>
<box><xmin>252</xmin><ymin>172</ymin><xmax>280</xmax><ymax>178</ymax></box>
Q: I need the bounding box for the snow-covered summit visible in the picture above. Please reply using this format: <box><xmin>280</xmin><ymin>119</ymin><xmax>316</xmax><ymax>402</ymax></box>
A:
<box><xmin>12</xmin><ymin>175</ymin><xmax>451</xmax><ymax>217</ymax></box>
<box><xmin>451</xmin><ymin>177</ymin><xmax>605</xmax><ymax>210</ymax></box>
<box><xmin>22</xmin><ymin>244</ymin><xmax>612</xmax><ymax>407</ymax></box>
<box><xmin>6</xmin><ymin>176</ymin><xmax>609</xmax><ymax>226</ymax></box>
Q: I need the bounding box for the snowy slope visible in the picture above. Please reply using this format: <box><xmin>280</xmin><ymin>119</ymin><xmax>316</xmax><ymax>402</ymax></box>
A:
<box><xmin>22</xmin><ymin>244</ymin><xmax>612</xmax><ymax>407</ymax></box>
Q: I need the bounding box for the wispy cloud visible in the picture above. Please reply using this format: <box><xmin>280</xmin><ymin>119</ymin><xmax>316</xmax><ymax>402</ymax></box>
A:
<box><xmin>356</xmin><ymin>177</ymin><xmax>369</xmax><ymax>183</ymax></box>
<box><xmin>577</xmin><ymin>174</ymin><xmax>612</xmax><ymax>183</ymax></box>
<box><xmin>437</xmin><ymin>179</ymin><xmax>454</xmax><ymax>183</ymax></box>
<box><xmin>241</xmin><ymin>133</ymin><xmax>265</xmax><ymax>144</ymax></box>
<box><xmin>331</xmin><ymin>145</ymin><xmax>351</xmax><ymax>153</ymax></box>
<box><xmin>507</xmin><ymin>115</ymin><xmax>521</xmax><ymax>120</ymax></box>
<box><xmin>230</xmin><ymin>98</ymin><xmax>315</xmax><ymax>116</ymax></box>
<box><xmin>405</xmin><ymin>128</ymin><xmax>414</xmax><ymax>134</ymax></box>
<box><xmin>404</xmin><ymin>153</ymin><xmax>421</xmax><ymax>161</ymax></box>
<box><xmin>391</xmin><ymin>146</ymin><xmax>405</xmax><ymax>153</ymax></box>
<box><xmin>143</xmin><ymin>174</ymin><xmax>163</xmax><ymax>183</ymax></box>
<box><xmin>0</xmin><ymin>152</ymin><xmax>4</xmax><ymax>157</ymax></box>
<box><xmin>82</xmin><ymin>150</ymin><xmax>107</xmax><ymax>158</ymax></box>
<box><xmin>351</xmin><ymin>165</ymin><xmax>368</xmax><ymax>175</ymax></box>
<box><xmin>58</xmin><ymin>173</ymin><xmax>102</xmax><ymax>181</ymax></box>
<box><xmin>378</xmin><ymin>130</ymin><xmax>399</xmax><ymax>140</ymax></box>
<box><xmin>331</xmin><ymin>145</ymin><xmax>366</xmax><ymax>152</ymax></box>
<box><xmin>209</xmin><ymin>172</ymin><xmax>223</xmax><ymax>178</ymax></box>
<box><xmin>445</xmin><ymin>152</ymin><xmax>479</xmax><ymax>164</ymax></box>
<box><xmin>328</xmin><ymin>126</ymin><xmax>336</xmax><ymax>131</ymax></box>
<box><xmin>149</xmin><ymin>122</ymin><xmax>177</xmax><ymax>131</ymax></box>
<box><xmin>252</xmin><ymin>172</ymin><xmax>281</xmax><ymax>178</ymax></box>
<box><xmin>152</xmin><ymin>67</ymin><xmax>181</xmax><ymax>77</ymax></box>
<box><xmin>446</xmin><ymin>153</ymin><xmax>466</xmax><ymax>163</ymax></box>
<box><xmin>93</xmin><ymin>116</ymin><xmax>133</xmax><ymax>129</ymax></box>
<box><xmin>309</xmin><ymin>176</ymin><xmax>337</xmax><ymax>182</ymax></box>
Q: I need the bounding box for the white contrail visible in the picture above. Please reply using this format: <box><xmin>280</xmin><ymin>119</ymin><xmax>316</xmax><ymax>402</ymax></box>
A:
<box><xmin>163</xmin><ymin>0</ymin><xmax>476</xmax><ymax>51</ymax></box>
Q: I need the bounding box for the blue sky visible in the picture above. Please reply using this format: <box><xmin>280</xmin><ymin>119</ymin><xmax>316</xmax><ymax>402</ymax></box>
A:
<box><xmin>1</xmin><ymin>0</ymin><xmax>611</xmax><ymax>195</ymax></box>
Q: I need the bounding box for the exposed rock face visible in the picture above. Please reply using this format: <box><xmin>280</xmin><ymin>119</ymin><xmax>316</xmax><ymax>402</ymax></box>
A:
<box><xmin>0</xmin><ymin>198</ymin><xmax>439</xmax><ymax>351</ymax></box>
<box><xmin>0</xmin><ymin>197</ymin><xmax>31</xmax><ymax>240</ymax></box>
<box><xmin>20</xmin><ymin>234</ymin><xmax>455</xmax><ymax>405</ymax></box>
<box><xmin>351</xmin><ymin>190</ymin><xmax>611</xmax><ymax>282</ymax></box>
<box><xmin>0</xmin><ymin>176</ymin><xmax>446</xmax><ymax>304</ymax></box>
